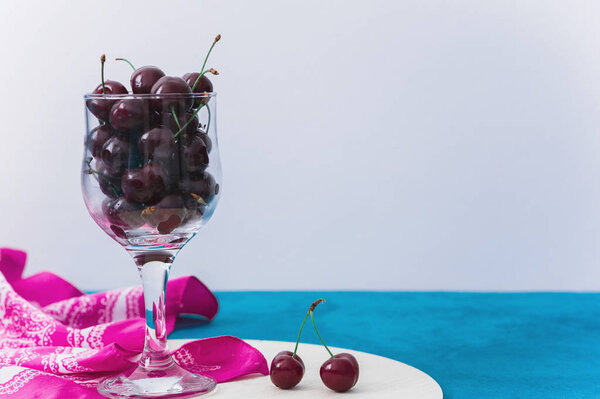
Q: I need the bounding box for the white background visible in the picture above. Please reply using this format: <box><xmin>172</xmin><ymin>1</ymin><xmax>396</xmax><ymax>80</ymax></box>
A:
<box><xmin>0</xmin><ymin>0</ymin><xmax>599</xmax><ymax>291</ymax></box>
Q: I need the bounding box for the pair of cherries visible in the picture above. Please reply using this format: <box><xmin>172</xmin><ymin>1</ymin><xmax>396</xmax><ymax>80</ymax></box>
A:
<box><xmin>270</xmin><ymin>299</ymin><xmax>360</xmax><ymax>392</ymax></box>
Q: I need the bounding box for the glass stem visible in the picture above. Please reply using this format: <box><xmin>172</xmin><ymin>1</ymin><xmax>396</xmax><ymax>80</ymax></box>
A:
<box><xmin>134</xmin><ymin>252</ymin><xmax>175</xmax><ymax>370</ymax></box>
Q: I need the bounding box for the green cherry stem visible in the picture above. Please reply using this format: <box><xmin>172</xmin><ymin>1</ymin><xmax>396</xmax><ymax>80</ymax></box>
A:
<box><xmin>292</xmin><ymin>312</ymin><xmax>310</xmax><ymax>358</ymax></box>
<box><xmin>292</xmin><ymin>299</ymin><xmax>325</xmax><ymax>358</ymax></box>
<box><xmin>310</xmin><ymin>302</ymin><xmax>334</xmax><ymax>359</ymax></box>
<box><xmin>110</xmin><ymin>185</ymin><xmax>119</xmax><ymax>197</ymax></box>
<box><xmin>115</xmin><ymin>57</ymin><xmax>136</xmax><ymax>71</ymax></box>
<box><xmin>192</xmin><ymin>34</ymin><xmax>221</xmax><ymax>91</ymax></box>
<box><xmin>174</xmin><ymin>103</ymin><xmax>205</xmax><ymax>138</ymax></box>
<box><xmin>205</xmin><ymin>104</ymin><xmax>212</xmax><ymax>134</ymax></box>
<box><xmin>100</xmin><ymin>54</ymin><xmax>106</xmax><ymax>94</ymax></box>
<box><xmin>170</xmin><ymin>106</ymin><xmax>182</xmax><ymax>130</ymax></box>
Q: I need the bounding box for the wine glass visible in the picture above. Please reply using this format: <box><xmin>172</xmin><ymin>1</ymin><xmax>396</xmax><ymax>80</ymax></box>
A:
<box><xmin>82</xmin><ymin>92</ymin><xmax>221</xmax><ymax>397</ymax></box>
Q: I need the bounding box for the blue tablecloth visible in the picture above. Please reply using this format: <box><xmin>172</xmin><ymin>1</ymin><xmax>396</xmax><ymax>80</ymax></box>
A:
<box><xmin>169</xmin><ymin>292</ymin><xmax>600</xmax><ymax>399</ymax></box>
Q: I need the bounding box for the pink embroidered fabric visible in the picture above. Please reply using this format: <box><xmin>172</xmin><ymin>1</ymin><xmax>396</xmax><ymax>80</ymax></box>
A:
<box><xmin>0</xmin><ymin>248</ymin><xmax>268</xmax><ymax>398</ymax></box>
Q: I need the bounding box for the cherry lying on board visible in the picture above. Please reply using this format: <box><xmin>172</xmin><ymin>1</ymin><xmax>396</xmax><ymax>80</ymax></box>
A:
<box><xmin>270</xmin><ymin>351</ymin><xmax>305</xmax><ymax>389</ymax></box>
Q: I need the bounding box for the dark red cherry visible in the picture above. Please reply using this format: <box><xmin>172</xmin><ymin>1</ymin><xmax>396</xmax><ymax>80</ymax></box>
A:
<box><xmin>150</xmin><ymin>76</ymin><xmax>192</xmax><ymax>113</ymax></box>
<box><xmin>139</xmin><ymin>127</ymin><xmax>176</xmax><ymax>161</ymax></box>
<box><xmin>163</xmin><ymin>110</ymin><xmax>199</xmax><ymax>136</ymax></box>
<box><xmin>196</xmin><ymin>130</ymin><xmax>212</xmax><ymax>153</ymax></box>
<box><xmin>180</xmin><ymin>135</ymin><xmax>209</xmax><ymax>173</ymax></box>
<box><xmin>154</xmin><ymin>153</ymin><xmax>181</xmax><ymax>191</ymax></box>
<box><xmin>110</xmin><ymin>99</ymin><xmax>151</xmax><ymax>133</ymax></box>
<box><xmin>142</xmin><ymin>194</ymin><xmax>186</xmax><ymax>234</ymax></box>
<box><xmin>320</xmin><ymin>355</ymin><xmax>359</xmax><ymax>392</ymax></box>
<box><xmin>179</xmin><ymin>172</ymin><xmax>218</xmax><ymax>203</ymax></box>
<box><xmin>181</xmin><ymin>129</ymin><xmax>212</xmax><ymax>153</ymax></box>
<box><xmin>131</xmin><ymin>66</ymin><xmax>165</xmax><ymax>94</ymax></box>
<box><xmin>94</xmin><ymin>160</ymin><xmax>122</xmax><ymax>199</ymax></box>
<box><xmin>103</xmin><ymin>197</ymin><xmax>145</xmax><ymax>229</ymax></box>
<box><xmin>183</xmin><ymin>193</ymin><xmax>206</xmax><ymax>223</ymax></box>
<box><xmin>121</xmin><ymin>164</ymin><xmax>167</xmax><ymax>204</ymax></box>
<box><xmin>270</xmin><ymin>351</ymin><xmax>305</xmax><ymax>389</ymax></box>
<box><xmin>182</xmin><ymin>72</ymin><xmax>213</xmax><ymax>108</ymax></box>
<box><xmin>334</xmin><ymin>353</ymin><xmax>359</xmax><ymax>386</ymax></box>
<box><xmin>87</xmin><ymin>80</ymin><xmax>128</xmax><ymax>121</ymax></box>
<box><xmin>88</xmin><ymin>125</ymin><xmax>112</xmax><ymax>157</ymax></box>
<box><xmin>100</xmin><ymin>136</ymin><xmax>129</xmax><ymax>175</ymax></box>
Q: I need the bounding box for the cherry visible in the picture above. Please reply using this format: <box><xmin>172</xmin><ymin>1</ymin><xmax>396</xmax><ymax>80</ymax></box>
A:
<box><xmin>183</xmin><ymin>193</ymin><xmax>206</xmax><ymax>222</ymax></box>
<box><xmin>103</xmin><ymin>197</ymin><xmax>145</xmax><ymax>229</ymax></box>
<box><xmin>157</xmin><ymin>153</ymin><xmax>182</xmax><ymax>192</ymax></box>
<box><xmin>150</xmin><ymin>76</ymin><xmax>192</xmax><ymax>113</ymax></box>
<box><xmin>163</xmin><ymin>110</ymin><xmax>199</xmax><ymax>136</ymax></box>
<box><xmin>131</xmin><ymin>65</ymin><xmax>165</xmax><ymax>94</ymax></box>
<box><xmin>139</xmin><ymin>127</ymin><xmax>176</xmax><ymax>161</ymax></box>
<box><xmin>121</xmin><ymin>164</ymin><xmax>167</xmax><ymax>204</ymax></box>
<box><xmin>181</xmin><ymin>128</ymin><xmax>212</xmax><ymax>153</ymax></box>
<box><xmin>183</xmin><ymin>72</ymin><xmax>213</xmax><ymax>93</ymax></box>
<box><xmin>100</xmin><ymin>136</ymin><xmax>130</xmax><ymax>175</ymax></box>
<box><xmin>196</xmin><ymin>130</ymin><xmax>212</xmax><ymax>153</ymax></box>
<box><xmin>149</xmin><ymin>111</ymin><xmax>163</xmax><ymax>129</ymax></box>
<box><xmin>91</xmin><ymin>160</ymin><xmax>122</xmax><ymax>199</ymax></box>
<box><xmin>179</xmin><ymin>171</ymin><xmax>218</xmax><ymax>203</ymax></box>
<box><xmin>180</xmin><ymin>134</ymin><xmax>209</xmax><ymax>173</ymax></box>
<box><xmin>115</xmin><ymin>58</ymin><xmax>166</xmax><ymax>95</ymax></box>
<box><xmin>87</xmin><ymin>80</ymin><xmax>128</xmax><ymax>122</ymax></box>
<box><xmin>110</xmin><ymin>99</ymin><xmax>151</xmax><ymax>133</ymax></box>
<box><xmin>270</xmin><ymin>351</ymin><xmax>305</xmax><ymax>389</ymax></box>
<box><xmin>307</xmin><ymin>299</ymin><xmax>360</xmax><ymax>392</ymax></box>
<box><xmin>87</xmin><ymin>54</ymin><xmax>128</xmax><ymax>121</ymax></box>
<box><xmin>88</xmin><ymin>125</ymin><xmax>112</xmax><ymax>157</ymax></box>
<box><xmin>142</xmin><ymin>194</ymin><xmax>186</xmax><ymax>234</ymax></box>
<box><xmin>334</xmin><ymin>353</ymin><xmax>359</xmax><ymax>386</ymax></box>
<box><xmin>320</xmin><ymin>355</ymin><xmax>359</xmax><ymax>392</ymax></box>
<box><xmin>182</xmin><ymin>72</ymin><xmax>213</xmax><ymax>107</ymax></box>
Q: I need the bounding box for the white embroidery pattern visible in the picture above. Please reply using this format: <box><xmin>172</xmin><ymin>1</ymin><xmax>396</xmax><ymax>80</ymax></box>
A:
<box><xmin>0</xmin><ymin>277</ymin><xmax>57</xmax><ymax>349</ymax></box>
<box><xmin>66</xmin><ymin>324</ymin><xmax>108</xmax><ymax>349</ymax></box>
<box><xmin>0</xmin><ymin>367</ymin><xmax>41</xmax><ymax>395</ymax></box>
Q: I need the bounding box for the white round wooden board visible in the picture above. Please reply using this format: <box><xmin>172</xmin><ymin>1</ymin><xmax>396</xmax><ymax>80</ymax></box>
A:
<box><xmin>170</xmin><ymin>339</ymin><xmax>443</xmax><ymax>398</ymax></box>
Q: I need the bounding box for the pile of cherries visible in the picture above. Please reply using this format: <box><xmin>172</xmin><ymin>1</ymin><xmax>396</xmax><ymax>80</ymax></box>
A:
<box><xmin>270</xmin><ymin>299</ymin><xmax>360</xmax><ymax>392</ymax></box>
<box><xmin>85</xmin><ymin>36</ymin><xmax>221</xmax><ymax>239</ymax></box>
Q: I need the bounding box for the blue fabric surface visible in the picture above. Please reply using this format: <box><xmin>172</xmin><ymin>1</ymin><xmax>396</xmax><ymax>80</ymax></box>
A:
<box><xmin>169</xmin><ymin>292</ymin><xmax>600</xmax><ymax>398</ymax></box>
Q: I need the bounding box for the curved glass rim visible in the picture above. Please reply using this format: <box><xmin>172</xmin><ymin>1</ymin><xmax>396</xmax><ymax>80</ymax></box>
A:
<box><xmin>84</xmin><ymin>92</ymin><xmax>217</xmax><ymax>100</ymax></box>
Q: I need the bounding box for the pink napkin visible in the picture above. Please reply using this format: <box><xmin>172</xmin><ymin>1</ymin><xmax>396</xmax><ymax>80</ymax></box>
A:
<box><xmin>0</xmin><ymin>248</ymin><xmax>268</xmax><ymax>398</ymax></box>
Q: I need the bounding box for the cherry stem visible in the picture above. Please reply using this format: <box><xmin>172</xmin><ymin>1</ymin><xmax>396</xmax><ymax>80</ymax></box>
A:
<box><xmin>192</xmin><ymin>34</ymin><xmax>221</xmax><ymax>91</ymax></box>
<box><xmin>110</xmin><ymin>185</ymin><xmax>119</xmax><ymax>197</ymax></box>
<box><xmin>198</xmin><ymin>68</ymin><xmax>219</xmax><ymax>79</ymax></box>
<box><xmin>115</xmin><ymin>57</ymin><xmax>136</xmax><ymax>71</ymax></box>
<box><xmin>310</xmin><ymin>304</ymin><xmax>334</xmax><ymax>358</ymax></box>
<box><xmin>170</xmin><ymin>106</ymin><xmax>182</xmax><ymax>130</ymax></box>
<box><xmin>292</xmin><ymin>299</ymin><xmax>325</xmax><ymax>358</ymax></box>
<box><xmin>174</xmin><ymin>103</ymin><xmax>205</xmax><ymax>138</ymax></box>
<box><xmin>100</xmin><ymin>54</ymin><xmax>106</xmax><ymax>94</ymax></box>
<box><xmin>292</xmin><ymin>312</ymin><xmax>310</xmax><ymax>358</ymax></box>
<box><xmin>205</xmin><ymin>104</ymin><xmax>212</xmax><ymax>134</ymax></box>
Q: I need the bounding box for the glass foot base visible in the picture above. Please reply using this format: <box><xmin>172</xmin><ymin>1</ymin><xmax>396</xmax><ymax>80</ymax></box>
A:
<box><xmin>98</xmin><ymin>362</ymin><xmax>217</xmax><ymax>398</ymax></box>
